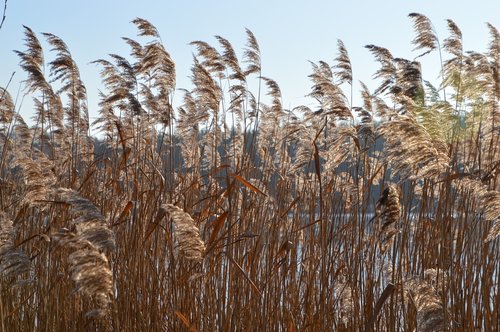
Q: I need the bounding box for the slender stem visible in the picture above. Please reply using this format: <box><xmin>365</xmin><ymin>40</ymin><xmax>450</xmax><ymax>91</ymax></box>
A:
<box><xmin>0</xmin><ymin>0</ymin><xmax>7</xmax><ymax>31</ymax></box>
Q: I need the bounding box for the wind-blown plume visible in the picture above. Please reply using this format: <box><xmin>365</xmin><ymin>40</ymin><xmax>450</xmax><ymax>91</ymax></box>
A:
<box><xmin>443</xmin><ymin>19</ymin><xmax>463</xmax><ymax>58</ymax></box>
<box><xmin>334</xmin><ymin>39</ymin><xmax>352</xmax><ymax>85</ymax></box>
<box><xmin>12</xmin><ymin>148</ymin><xmax>57</xmax><ymax>206</ymax></box>
<box><xmin>442</xmin><ymin>19</ymin><xmax>464</xmax><ymax>91</ymax></box>
<box><xmin>262</xmin><ymin>76</ymin><xmax>282</xmax><ymax>109</ymax></box>
<box><xmin>122</xmin><ymin>37</ymin><xmax>144</xmax><ymax>62</ymax></box>
<box><xmin>141</xmin><ymin>42</ymin><xmax>176</xmax><ymax>95</ymax></box>
<box><xmin>378</xmin><ymin>107</ymin><xmax>450</xmax><ymax>180</ymax></box>
<box><xmin>191</xmin><ymin>57</ymin><xmax>222</xmax><ymax>113</ymax></box>
<box><xmin>394</xmin><ymin>58</ymin><xmax>423</xmax><ymax>100</ymax></box>
<box><xmin>43</xmin><ymin>33</ymin><xmax>89</xmax><ymax>133</ymax></box>
<box><xmin>14</xmin><ymin>26</ymin><xmax>52</xmax><ymax>95</ymax></box>
<box><xmin>408</xmin><ymin>13</ymin><xmax>438</xmax><ymax>58</ymax></box>
<box><xmin>51</xmin><ymin>188</ymin><xmax>115</xmax><ymax>317</ymax></box>
<box><xmin>132</xmin><ymin>17</ymin><xmax>160</xmax><ymax>38</ymax></box>
<box><xmin>454</xmin><ymin>178</ymin><xmax>500</xmax><ymax>242</ymax></box>
<box><xmin>485</xmin><ymin>23</ymin><xmax>500</xmax><ymax>152</ymax></box>
<box><xmin>243</xmin><ymin>28</ymin><xmax>261</xmax><ymax>76</ymax></box>
<box><xmin>365</xmin><ymin>44</ymin><xmax>396</xmax><ymax>95</ymax></box>
<box><xmin>308</xmin><ymin>60</ymin><xmax>351</xmax><ymax>119</ymax></box>
<box><xmin>215</xmin><ymin>35</ymin><xmax>245</xmax><ymax>81</ymax></box>
<box><xmin>190</xmin><ymin>40</ymin><xmax>225</xmax><ymax>74</ymax></box>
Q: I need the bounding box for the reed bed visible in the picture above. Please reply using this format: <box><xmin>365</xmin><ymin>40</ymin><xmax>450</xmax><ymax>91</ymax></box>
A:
<box><xmin>0</xmin><ymin>13</ymin><xmax>499</xmax><ymax>331</ymax></box>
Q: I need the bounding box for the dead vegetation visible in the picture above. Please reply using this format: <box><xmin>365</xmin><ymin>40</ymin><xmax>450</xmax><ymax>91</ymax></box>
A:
<box><xmin>0</xmin><ymin>13</ymin><xmax>499</xmax><ymax>331</ymax></box>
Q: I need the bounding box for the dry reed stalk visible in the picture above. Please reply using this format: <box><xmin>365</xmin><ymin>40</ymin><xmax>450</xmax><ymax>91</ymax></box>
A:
<box><xmin>0</xmin><ymin>0</ymin><xmax>6</xmax><ymax>32</ymax></box>
<box><xmin>334</xmin><ymin>279</ymin><xmax>355</xmax><ymax>327</ymax></box>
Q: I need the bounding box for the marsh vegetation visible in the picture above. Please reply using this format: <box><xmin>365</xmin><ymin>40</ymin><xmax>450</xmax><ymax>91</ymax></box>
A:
<box><xmin>0</xmin><ymin>13</ymin><xmax>499</xmax><ymax>331</ymax></box>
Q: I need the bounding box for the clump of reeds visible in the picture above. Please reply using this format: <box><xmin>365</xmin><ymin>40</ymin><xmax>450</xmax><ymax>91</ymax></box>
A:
<box><xmin>0</xmin><ymin>12</ymin><xmax>498</xmax><ymax>331</ymax></box>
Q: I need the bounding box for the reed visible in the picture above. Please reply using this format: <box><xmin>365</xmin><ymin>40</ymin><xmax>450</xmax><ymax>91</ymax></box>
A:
<box><xmin>0</xmin><ymin>13</ymin><xmax>498</xmax><ymax>331</ymax></box>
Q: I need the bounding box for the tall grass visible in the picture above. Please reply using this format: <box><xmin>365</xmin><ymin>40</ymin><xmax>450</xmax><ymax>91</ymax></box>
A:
<box><xmin>0</xmin><ymin>13</ymin><xmax>499</xmax><ymax>331</ymax></box>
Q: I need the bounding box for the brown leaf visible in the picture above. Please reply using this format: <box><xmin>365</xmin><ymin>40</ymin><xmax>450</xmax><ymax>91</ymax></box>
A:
<box><xmin>231</xmin><ymin>173</ymin><xmax>267</xmax><ymax>197</ymax></box>
<box><xmin>208</xmin><ymin>211</ymin><xmax>228</xmax><ymax>245</ymax></box>
<box><xmin>174</xmin><ymin>311</ymin><xmax>197</xmax><ymax>332</ymax></box>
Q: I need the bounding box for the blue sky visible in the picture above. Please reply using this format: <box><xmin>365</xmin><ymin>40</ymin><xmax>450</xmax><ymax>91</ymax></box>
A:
<box><xmin>2</xmin><ymin>1</ymin><xmax>500</xmax><ymax>127</ymax></box>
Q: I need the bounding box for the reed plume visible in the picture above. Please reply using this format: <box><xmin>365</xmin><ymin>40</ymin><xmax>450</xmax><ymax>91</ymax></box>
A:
<box><xmin>14</xmin><ymin>26</ymin><xmax>46</xmax><ymax>93</ymax></box>
<box><xmin>0</xmin><ymin>212</ymin><xmax>30</xmax><ymax>278</ymax></box>
<box><xmin>55</xmin><ymin>188</ymin><xmax>115</xmax><ymax>251</ymax></box>
<box><xmin>162</xmin><ymin>204</ymin><xmax>205</xmax><ymax>262</ymax></box>
<box><xmin>53</xmin><ymin>231</ymin><xmax>113</xmax><ymax>318</ymax></box>
<box><xmin>334</xmin><ymin>39</ymin><xmax>352</xmax><ymax>86</ymax></box>
<box><xmin>243</xmin><ymin>28</ymin><xmax>261</xmax><ymax>76</ymax></box>
<box><xmin>0</xmin><ymin>87</ymin><xmax>14</xmax><ymax>125</ymax></box>
<box><xmin>131</xmin><ymin>17</ymin><xmax>160</xmax><ymax>38</ymax></box>
<box><xmin>408</xmin><ymin>13</ymin><xmax>438</xmax><ymax>58</ymax></box>
<box><xmin>378</xmin><ymin>107</ymin><xmax>450</xmax><ymax>181</ymax></box>
<box><xmin>406</xmin><ymin>275</ymin><xmax>446</xmax><ymax>332</ymax></box>
<box><xmin>372</xmin><ymin>185</ymin><xmax>401</xmax><ymax>252</ymax></box>
<box><xmin>365</xmin><ymin>44</ymin><xmax>396</xmax><ymax>95</ymax></box>
<box><xmin>50</xmin><ymin>188</ymin><xmax>114</xmax><ymax>318</ymax></box>
<box><xmin>12</xmin><ymin>148</ymin><xmax>56</xmax><ymax>206</ymax></box>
